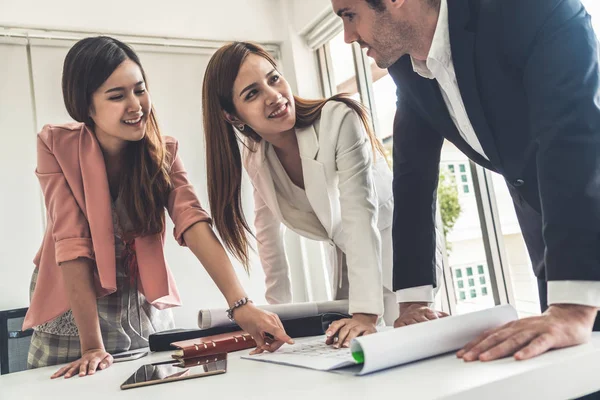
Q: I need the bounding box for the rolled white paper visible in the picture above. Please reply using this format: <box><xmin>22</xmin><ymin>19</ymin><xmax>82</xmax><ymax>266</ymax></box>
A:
<box><xmin>198</xmin><ymin>300</ymin><xmax>350</xmax><ymax>329</ymax></box>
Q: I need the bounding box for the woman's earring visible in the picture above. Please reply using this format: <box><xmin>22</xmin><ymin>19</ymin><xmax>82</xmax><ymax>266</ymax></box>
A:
<box><xmin>237</xmin><ymin>124</ymin><xmax>245</xmax><ymax>132</ymax></box>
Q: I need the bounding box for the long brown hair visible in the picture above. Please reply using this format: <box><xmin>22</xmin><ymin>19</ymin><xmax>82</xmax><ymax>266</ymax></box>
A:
<box><xmin>202</xmin><ymin>41</ymin><xmax>384</xmax><ymax>269</ymax></box>
<box><xmin>62</xmin><ymin>36</ymin><xmax>172</xmax><ymax>236</ymax></box>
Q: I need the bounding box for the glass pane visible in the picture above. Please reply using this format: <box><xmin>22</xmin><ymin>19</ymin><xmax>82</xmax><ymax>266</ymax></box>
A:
<box><xmin>468</xmin><ymin>278</ymin><xmax>475</xmax><ymax>287</ymax></box>
<box><xmin>480</xmin><ymin>276</ymin><xmax>486</xmax><ymax>285</ymax></box>
<box><xmin>328</xmin><ymin>31</ymin><xmax>360</xmax><ymax>102</ymax></box>
<box><xmin>441</xmin><ymin>148</ymin><xmax>498</xmax><ymax>314</ymax></box>
<box><xmin>582</xmin><ymin>1</ymin><xmax>600</xmax><ymax>33</ymax></box>
<box><xmin>367</xmin><ymin>61</ymin><xmax>396</xmax><ymax>142</ymax></box>
<box><xmin>470</xmin><ymin>289</ymin><xmax>477</xmax><ymax>298</ymax></box>
<box><xmin>482</xmin><ymin>287</ymin><xmax>488</xmax><ymax>296</ymax></box>
<box><xmin>362</xmin><ymin>53</ymin><xmax>497</xmax><ymax>315</ymax></box>
<box><xmin>490</xmin><ymin>170</ymin><xmax>541</xmax><ymax>317</ymax></box>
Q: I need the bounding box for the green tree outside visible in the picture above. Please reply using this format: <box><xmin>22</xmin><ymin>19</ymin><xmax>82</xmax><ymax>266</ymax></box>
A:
<box><xmin>438</xmin><ymin>168</ymin><xmax>462</xmax><ymax>250</ymax></box>
<box><xmin>381</xmin><ymin>141</ymin><xmax>461</xmax><ymax>251</ymax></box>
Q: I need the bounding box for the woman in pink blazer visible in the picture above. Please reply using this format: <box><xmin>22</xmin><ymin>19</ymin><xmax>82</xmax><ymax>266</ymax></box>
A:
<box><xmin>25</xmin><ymin>36</ymin><xmax>292</xmax><ymax>378</ymax></box>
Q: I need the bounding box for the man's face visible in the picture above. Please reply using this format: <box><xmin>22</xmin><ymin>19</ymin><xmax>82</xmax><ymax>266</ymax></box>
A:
<box><xmin>331</xmin><ymin>0</ymin><xmax>415</xmax><ymax>68</ymax></box>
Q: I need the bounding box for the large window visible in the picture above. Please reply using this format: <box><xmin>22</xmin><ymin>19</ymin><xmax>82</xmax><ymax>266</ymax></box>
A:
<box><xmin>367</xmin><ymin>60</ymin><xmax>397</xmax><ymax>143</ymax></box>
<box><xmin>326</xmin><ymin>32</ymin><xmax>360</xmax><ymax>102</ymax></box>
<box><xmin>309</xmin><ymin>1</ymin><xmax>600</xmax><ymax>317</ymax></box>
<box><xmin>317</xmin><ymin>31</ymin><xmax>452</xmax><ymax>312</ymax></box>
<box><xmin>313</xmin><ymin>20</ymin><xmax>553</xmax><ymax>318</ymax></box>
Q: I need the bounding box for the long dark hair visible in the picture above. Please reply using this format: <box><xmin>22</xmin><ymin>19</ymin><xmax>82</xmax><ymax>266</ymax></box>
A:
<box><xmin>202</xmin><ymin>41</ymin><xmax>384</xmax><ymax>270</ymax></box>
<box><xmin>62</xmin><ymin>36</ymin><xmax>172</xmax><ymax>236</ymax></box>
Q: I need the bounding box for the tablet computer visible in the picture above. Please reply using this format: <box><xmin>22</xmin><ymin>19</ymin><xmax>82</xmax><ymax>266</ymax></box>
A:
<box><xmin>120</xmin><ymin>353</ymin><xmax>227</xmax><ymax>390</ymax></box>
<box><xmin>113</xmin><ymin>350</ymin><xmax>149</xmax><ymax>363</ymax></box>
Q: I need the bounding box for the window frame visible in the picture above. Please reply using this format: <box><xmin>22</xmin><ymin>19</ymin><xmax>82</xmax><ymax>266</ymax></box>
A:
<box><xmin>311</xmin><ymin>23</ymin><xmax>517</xmax><ymax>315</ymax></box>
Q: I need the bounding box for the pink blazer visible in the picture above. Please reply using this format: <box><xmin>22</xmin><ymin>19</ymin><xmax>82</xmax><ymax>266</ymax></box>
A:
<box><xmin>23</xmin><ymin>122</ymin><xmax>211</xmax><ymax>330</ymax></box>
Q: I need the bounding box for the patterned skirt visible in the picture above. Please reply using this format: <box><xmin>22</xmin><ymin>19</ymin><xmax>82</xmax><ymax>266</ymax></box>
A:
<box><xmin>27</xmin><ymin>238</ymin><xmax>175</xmax><ymax>369</ymax></box>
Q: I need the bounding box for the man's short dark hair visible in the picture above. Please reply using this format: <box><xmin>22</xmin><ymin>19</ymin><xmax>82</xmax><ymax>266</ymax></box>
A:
<box><xmin>365</xmin><ymin>0</ymin><xmax>386</xmax><ymax>12</ymax></box>
<box><xmin>365</xmin><ymin>0</ymin><xmax>440</xmax><ymax>12</ymax></box>
<box><xmin>366</xmin><ymin>0</ymin><xmax>385</xmax><ymax>11</ymax></box>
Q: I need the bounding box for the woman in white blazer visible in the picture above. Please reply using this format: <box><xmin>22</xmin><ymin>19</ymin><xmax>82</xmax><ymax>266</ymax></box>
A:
<box><xmin>202</xmin><ymin>42</ymin><xmax>439</xmax><ymax>347</ymax></box>
<box><xmin>245</xmin><ymin>98</ymin><xmax>396</xmax><ymax>325</ymax></box>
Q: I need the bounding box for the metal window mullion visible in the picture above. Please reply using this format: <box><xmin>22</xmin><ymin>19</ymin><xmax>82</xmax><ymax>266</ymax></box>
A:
<box><xmin>470</xmin><ymin>161</ymin><xmax>516</xmax><ymax>306</ymax></box>
<box><xmin>324</xmin><ymin>44</ymin><xmax>337</xmax><ymax>96</ymax></box>
<box><xmin>351</xmin><ymin>43</ymin><xmax>379</xmax><ymax>135</ymax></box>
<box><xmin>317</xmin><ymin>45</ymin><xmax>334</xmax><ymax>98</ymax></box>
<box><xmin>436</xmin><ymin>202</ymin><xmax>456</xmax><ymax>315</ymax></box>
<box><xmin>25</xmin><ymin>38</ymin><xmax>47</xmax><ymax>234</ymax></box>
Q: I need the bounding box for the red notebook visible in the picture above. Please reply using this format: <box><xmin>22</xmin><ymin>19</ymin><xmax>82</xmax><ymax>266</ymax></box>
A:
<box><xmin>171</xmin><ymin>331</ymin><xmax>256</xmax><ymax>360</ymax></box>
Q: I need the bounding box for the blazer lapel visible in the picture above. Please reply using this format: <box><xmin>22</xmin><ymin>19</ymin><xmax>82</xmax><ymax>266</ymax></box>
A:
<box><xmin>296</xmin><ymin>124</ymin><xmax>334</xmax><ymax>236</ymax></box>
<box><xmin>246</xmin><ymin>141</ymin><xmax>287</xmax><ymax>224</ymax></box>
<box><xmin>389</xmin><ymin>58</ymin><xmax>492</xmax><ymax>168</ymax></box>
<box><xmin>135</xmin><ymin>232</ymin><xmax>181</xmax><ymax>306</ymax></box>
<box><xmin>74</xmin><ymin>125</ymin><xmax>178</xmax><ymax>306</ymax></box>
<box><xmin>79</xmin><ymin>126</ymin><xmax>116</xmax><ymax>290</ymax></box>
<box><xmin>416</xmin><ymin>77</ymin><xmax>480</xmax><ymax>155</ymax></box>
<box><xmin>448</xmin><ymin>0</ymin><xmax>503</xmax><ymax>171</ymax></box>
<box><xmin>426</xmin><ymin>78</ymin><xmax>493</xmax><ymax>167</ymax></box>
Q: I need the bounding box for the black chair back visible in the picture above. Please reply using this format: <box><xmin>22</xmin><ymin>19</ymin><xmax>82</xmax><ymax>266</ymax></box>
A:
<box><xmin>0</xmin><ymin>308</ymin><xmax>33</xmax><ymax>374</ymax></box>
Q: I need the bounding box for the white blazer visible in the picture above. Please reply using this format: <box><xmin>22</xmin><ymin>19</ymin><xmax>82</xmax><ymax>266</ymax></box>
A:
<box><xmin>243</xmin><ymin>101</ymin><xmax>393</xmax><ymax>316</ymax></box>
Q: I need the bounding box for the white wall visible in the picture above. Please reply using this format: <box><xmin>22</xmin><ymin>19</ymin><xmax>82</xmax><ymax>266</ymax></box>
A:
<box><xmin>288</xmin><ymin>0</ymin><xmax>332</xmax><ymax>34</ymax></box>
<box><xmin>0</xmin><ymin>39</ymin><xmax>43</xmax><ymax>312</ymax></box>
<box><xmin>277</xmin><ymin>0</ymin><xmax>332</xmax><ymax>99</ymax></box>
<box><xmin>0</xmin><ymin>0</ymin><xmax>285</xmax><ymax>42</ymax></box>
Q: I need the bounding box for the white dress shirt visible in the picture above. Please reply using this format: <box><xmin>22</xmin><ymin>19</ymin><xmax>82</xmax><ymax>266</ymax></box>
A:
<box><xmin>397</xmin><ymin>0</ymin><xmax>600</xmax><ymax>309</ymax></box>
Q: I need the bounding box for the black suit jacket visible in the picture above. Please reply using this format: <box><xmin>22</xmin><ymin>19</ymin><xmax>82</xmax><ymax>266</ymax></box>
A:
<box><xmin>389</xmin><ymin>0</ymin><xmax>600</xmax><ymax>291</ymax></box>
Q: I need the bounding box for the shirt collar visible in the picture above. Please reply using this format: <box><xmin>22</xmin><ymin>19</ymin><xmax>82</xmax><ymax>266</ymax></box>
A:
<box><xmin>411</xmin><ymin>0</ymin><xmax>452</xmax><ymax>79</ymax></box>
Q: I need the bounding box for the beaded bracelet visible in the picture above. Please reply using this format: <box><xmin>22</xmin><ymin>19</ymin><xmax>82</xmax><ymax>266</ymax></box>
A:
<box><xmin>226</xmin><ymin>297</ymin><xmax>252</xmax><ymax>322</ymax></box>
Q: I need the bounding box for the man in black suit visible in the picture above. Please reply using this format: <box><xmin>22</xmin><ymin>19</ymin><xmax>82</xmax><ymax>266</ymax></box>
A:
<box><xmin>331</xmin><ymin>0</ymin><xmax>600</xmax><ymax>361</ymax></box>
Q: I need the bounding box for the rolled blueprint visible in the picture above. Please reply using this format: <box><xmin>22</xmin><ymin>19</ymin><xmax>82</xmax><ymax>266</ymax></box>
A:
<box><xmin>351</xmin><ymin>304</ymin><xmax>518</xmax><ymax>375</ymax></box>
<box><xmin>198</xmin><ymin>300</ymin><xmax>349</xmax><ymax>329</ymax></box>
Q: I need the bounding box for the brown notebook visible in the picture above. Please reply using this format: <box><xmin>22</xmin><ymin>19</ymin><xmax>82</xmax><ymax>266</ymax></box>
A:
<box><xmin>171</xmin><ymin>331</ymin><xmax>256</xmax><ymax>360</ymax></box>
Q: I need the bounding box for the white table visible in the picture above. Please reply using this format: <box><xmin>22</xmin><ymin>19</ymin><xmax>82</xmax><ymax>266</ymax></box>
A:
<box><xmin>2</xmin><ymin>334</ymin><xmax>600</xmax><ymax>400</ymax></box>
